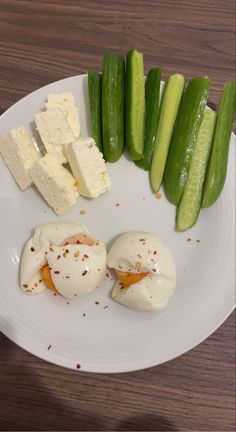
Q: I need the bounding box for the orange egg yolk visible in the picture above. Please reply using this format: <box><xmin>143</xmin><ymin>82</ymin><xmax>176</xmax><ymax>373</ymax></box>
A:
<box><xmin>115</xmin><ymin>269</ymin><xmax>149</xmax><ymax>288</ymax></box>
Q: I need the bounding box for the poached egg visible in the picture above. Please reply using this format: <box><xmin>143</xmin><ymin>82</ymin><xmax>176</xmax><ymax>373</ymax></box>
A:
<box><xmin>20</xmin><ymin>222</ymin><xmax>107</xmax><ymax>299</ymax></box>
<box><xmin>107</xmin><ymin>232</ymin><xmax>176</xmax><ymax>311</ymax></box>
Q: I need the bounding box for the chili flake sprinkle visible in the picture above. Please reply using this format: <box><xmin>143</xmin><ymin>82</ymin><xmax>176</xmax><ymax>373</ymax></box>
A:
<box><xmin>83</xmin><ymin>313</ymin><xmax>86</xmax><ymax>317</ymax></box>
<box><xmin>76</xmin><ymin>363</ymin><xmax>81</xmax><ymax>369</ymax></box>
<box><xmin>95</xmin><ymin>301</ymin><xmax>100</xmax><ymax>305</ymax></box>
<box><xmin>23</xmin><ymin>284</ymin><xmax>28</xmax><ymax>288</ymax></box>
<box><xmin>83</xmin><ymin>254</ymin><xmax>89</xmax><ymax>259</ymax></box>
<box><xmin>57</xmin><ymin>255</ymin><xmax>61</xmax><ymax>260</ymax></box>
<box><xmin>30</xmin><ymin>247</ymin><xmax>35</xmax><ymax>252</ymax></box>
<box><xmin>49</xmin><ymin>247</ymin><xmax>54</xmax><ymax>252</ymax></box>
<box><xmin>47</xmin><ymin>344</ymin><xmax>52</xmax><ymax>350</ymax></box>
<box><xmin>82</xmin><ymin>270</ymin><xmax>88</xmax><ymax>276</ymax></box>
<box><xmin>187</xmin><ymin>238</ymin><xmax>192</xmax><ymax>242</ymax></box>
<box><xmin>54</xmin><ymin>271</ymin><xmax>60</xmax><ymax>274</ymax></box>
<box><xmin>115</xmin><ymin>203</ymin><xmax>120</xmax><ymax>207</ymax></box>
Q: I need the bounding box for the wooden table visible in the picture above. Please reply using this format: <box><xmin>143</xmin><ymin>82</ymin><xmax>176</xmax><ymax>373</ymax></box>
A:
<box><xmin>0</xmin><ymin>1</ymin><xmax>235</xmax><ymax>430</ymax></box>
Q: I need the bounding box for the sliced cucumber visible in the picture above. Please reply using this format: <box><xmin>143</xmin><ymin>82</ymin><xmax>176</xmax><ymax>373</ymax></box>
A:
<box><xmin>102</xmin><ymin>52</ymin><xmax>125</xmax><ymax>162</ymax></box>
<box><xmin>202</xmin><ymin>81</ymin><xmax>236</xmax><ymax>207</ymax></box>
<box><xmin>164</xmin><ymin>77</ymin><xmax>211</xmax><ymax>204</ymax></box>
<box><xmin>176</xmin><ymin>110</ymin><xmax>216</xmax><ymax>231</ymax></box>
<box><xmin>126</xmin><ymin>49</ymin><xmax>145</xmax><ymax>160</ymax></box>
<box><xmin>136</xmin><ymin>68</ymin><xmax>161</xmax><ymax>170</ymax></box>
<box><xmin>88</xmin><ymin>71</ymin><xmax>102</xmax><ymax>151</ymax></box>
<box><xmin>150</xmin><ymin>73</ymin><xmax>185</xmax><ymax>192</ymax></box>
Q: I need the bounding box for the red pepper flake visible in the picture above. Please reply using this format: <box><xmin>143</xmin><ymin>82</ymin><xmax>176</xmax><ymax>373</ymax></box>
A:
<box><xmin>48</xmin><ymin>267</ymin><xmax>52</xmax><ymax>271</ymax></box>
<box><xmin>82</xmin><ymin>270</ymin><xmax>88</xmax><ymax>276</ymax></box>
<box><xmin>84</xmin><ymin>254</ymin><xmax>89</xmax><ymax>259</ymax></box>
<box><xmin>47</xmin><ymin>344</ymin><xmax>52</xmax><ymax>350</ymax></box>
<box><xmin>76</xmin><ymin>363</ymin><xmax>81</xmax><ymax>369</ymax></box>
<box><xmin>54</xmin><ymin>271</ymin><xmax>60</xmax><ymax>274</ymax></box>
<box><xmin>196</xmin><ymin>239</ymin><xmax>201</xmax><ymax>243</ymax></box>
<box><xmin>66</xmin><ymin>249</ymin><xmax>69</xmax><ymax>253</ymax></box>
<box><xmin>152</xmin><ymin>269</ymin><xmax>157</xmax><ymax>272</ymax></box>
<box><xmin>139</xmin><ymin>238</ymin><xmax>145</xmax><ymax>242</ymax></box>
<box><xmin>76</xmin><ymin>240</ymin><xmax>82</xmax><ymax>244</ymax></box>
<box><xmin>39</xmin><ymin>279</ymin><xmax>42</xmax><ymax>283</ymax></box>
<box><xmin>57</xmin><ymin>255</ymin><xmax>61</xmax><ymax>260</ymax></box>
<box><xmin>155</xmin><ymin>192</ymin><xmax>162</xmax><ymax>199</ymax></box>
<box><xmin>115</xmin><ymin>203</ymin><xmax>120</xmax><ymax>207</ymax></box>
<box><xmin>103</xmin><ymin>306</ymin><xmax>109</xmax><ymax>309</ymax></box>
<box><xmin>49</xmin><ymin>247</ymin><xmax>54</xmax><ymax>252</ymax></box>
<box><xmin>95</xmin><ymin>301</ymin><xmax>100</xmax><ymax>305</ymax></box>
<box><xmin>106</xmin><ymin>272</ymin><xmax>110</xmax><ymax>278</ymax></box>
<box><xmin>187</xmin><ymin>238</ymin><xmax>192</xmax><ymax>242</ymax></box>
<box><xmin>65</xmin><ymin>242</ymin><xmax>69</xmax><ymax>246</ymax></box>
<box><xmin>153</xmin><ymin>250</ymin><xmax>157</xmax><ymax>255</ymax></box>
<box><xmin>65</xmin><ymin>275</ymin><xmax>70</xmax><ymax>279</ymax></box>
<box><xmin>30</xmin><ymin>247</ymin><xmax>35</xmax><ymax>252</ymax></box>
<box><xmin>53</xmin><ymin>293</ymin><xmax>57</xmax><ymax>296</ymax></box>
<box><xmin>23</xmin><ymin>284</ymin><xmax>28</xmax><ymax>288</ymax></box>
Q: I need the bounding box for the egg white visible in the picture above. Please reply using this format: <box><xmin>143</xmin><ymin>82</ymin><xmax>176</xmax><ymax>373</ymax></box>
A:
<box><xmin>107</xmin><ymin>232</ymin><xmax>176</xmax><ymax>311</ymax></box>
<box><xmin>20</xmin><ymin>222</ymin><xmax>107</xmax><ymax>298</ymax></box>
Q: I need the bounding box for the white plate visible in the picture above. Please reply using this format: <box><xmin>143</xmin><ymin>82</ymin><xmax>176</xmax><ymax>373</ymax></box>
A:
<box><xmin>0</xmin><ymin>75</ymin><xmax>235</xmax><ymax>373</ymax></box>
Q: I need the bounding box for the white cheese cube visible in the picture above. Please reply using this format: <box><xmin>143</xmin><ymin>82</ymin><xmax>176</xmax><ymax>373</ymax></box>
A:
<box><xmin>46</xmin><ymin>92</ymin><xmax>80</xmax><ymax>138</ymax></box>
<box><xmin>0</xmin><ymin>126</ymin><xmax>41</xmax><ymax>190</ymax></box>
<box><xmin>35</xmin><ymin>108</ymin><xmax>75</xmax><ymax>164</ymax></box>
<box><xmin>65</xmin><ymin>138</ymin><xmax>112</xmax><ymax>198</ymax></box>
<box><xmin>30</xmin><ymin>154</ymin><xmax>79</xmax><ymax>215</ymax></box>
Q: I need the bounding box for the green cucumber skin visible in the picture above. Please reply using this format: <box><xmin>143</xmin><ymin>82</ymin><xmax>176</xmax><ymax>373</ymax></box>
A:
<box><xmin>176</xmin><ymin>110</ymin><xmax>216</xmax><ymax>232</ymax></box>
<box><xmin>126</xmin><ymin>50</ymin><xmax>145</xmax><ymax>161</ymax></box>
<box><xmin>150</xmin><ymin>73</ymin><xmax>185</xmax><ymax>193</ymax></box>
<box><xmin>202</xmin><ymin>81</ymin><xmax>236</xmax><ymax>208</ymax></box>
<box><xmin>102</xmin><ymin>52</ymin><xmax>125</xmax><ymax>162</ymax></box>
<box><xmin>163</xmin><ymin>77</ymin><xmax>211</xmax><ymax>205</ymax></box>
<box><xmin>136</xmin><ymin>68</ymin><xmax>161</xmax><ymax>170</ymax></box>
<box><xmin>88</xmin><ymin>71</ymin><xmax>102</xmax><ymax>152</ymax></box>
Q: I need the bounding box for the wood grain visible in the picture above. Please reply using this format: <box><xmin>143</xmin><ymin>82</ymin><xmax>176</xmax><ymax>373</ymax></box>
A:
<box><xmin>0</xmin><ymin>0</ymin><xmax>235</xmax><ymax>431</ymax></box>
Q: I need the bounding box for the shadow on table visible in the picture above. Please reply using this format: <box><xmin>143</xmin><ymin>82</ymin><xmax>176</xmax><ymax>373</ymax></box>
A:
<box><xmin>118</xmin><ymin>414</ymin><xmax>177</xmax><ymax>431</ymax></box>
<box><xmin>0</xmin><ymin>319</ymin><xmax>177</xmax><ymax>432</ymax></box>
<box><xmin>0</xmin><ymin>319</ymin><xmax>103</xmax><ymax>431</ymax></box>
